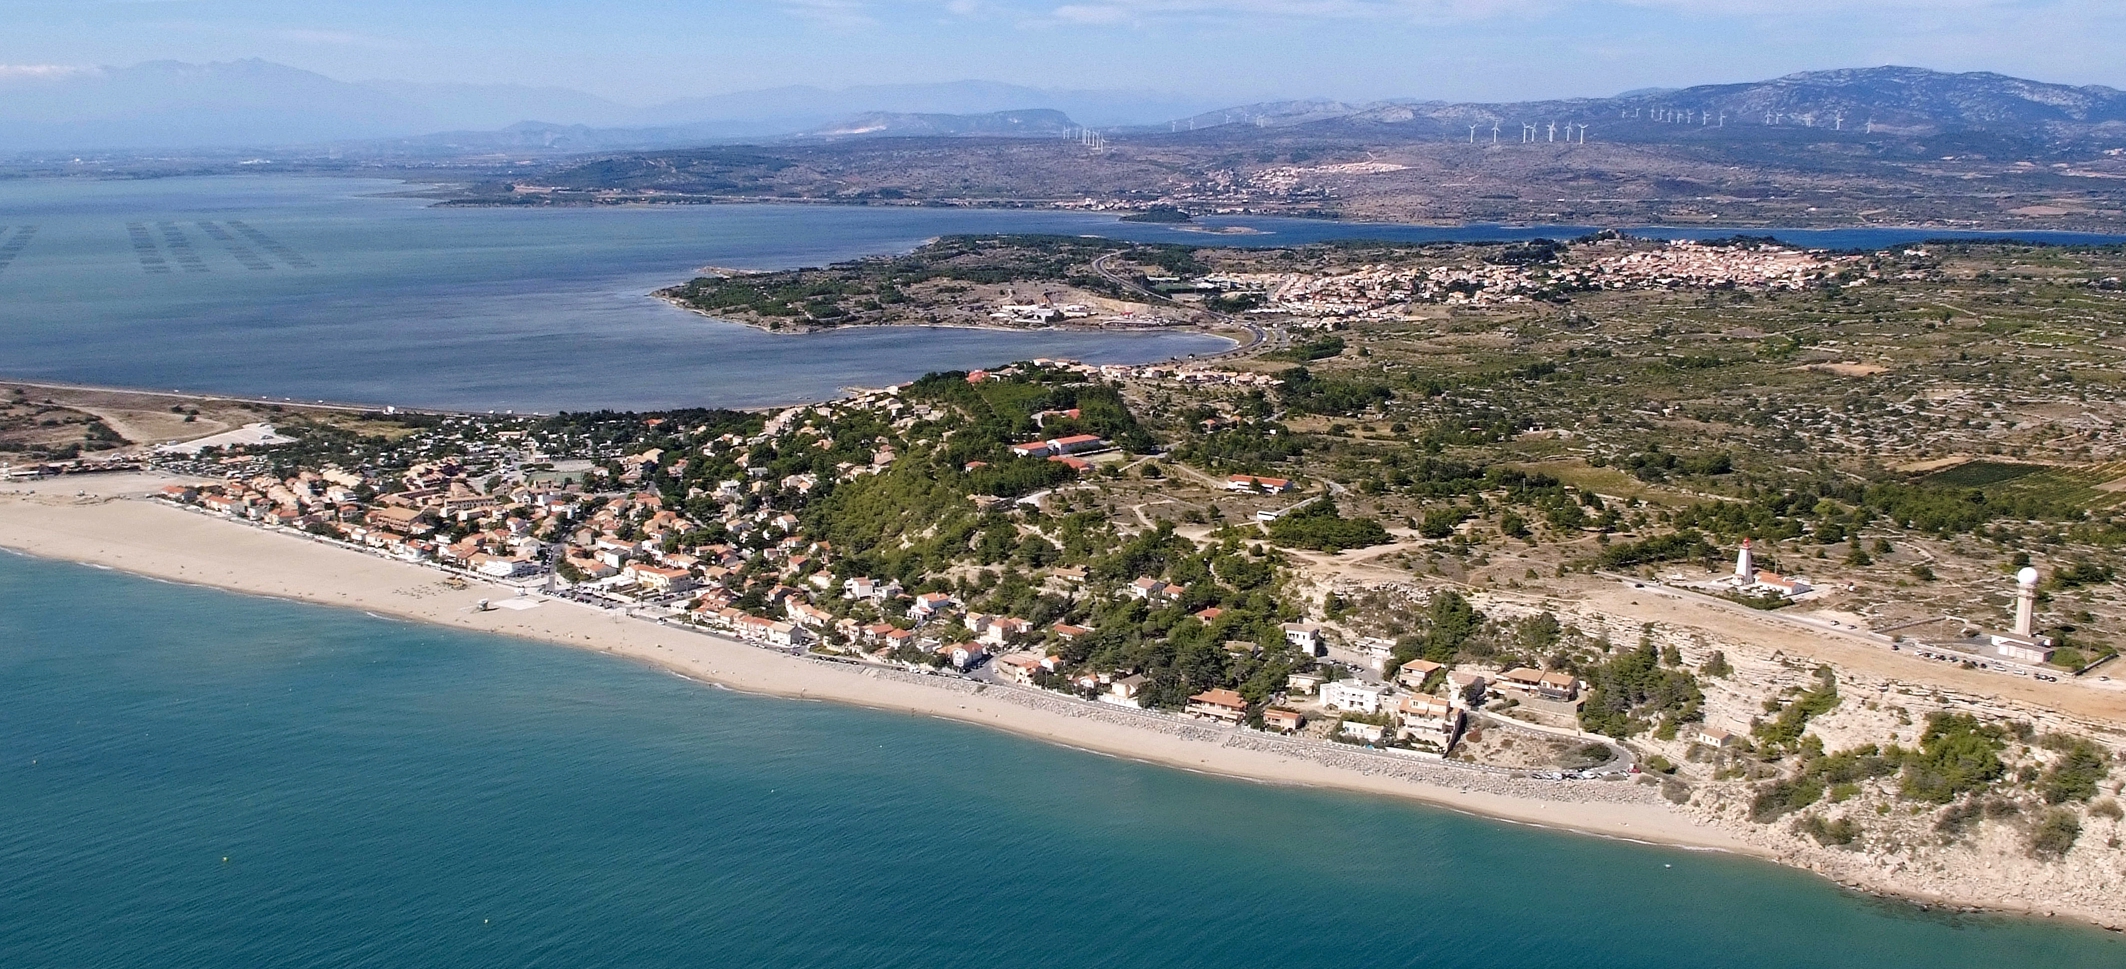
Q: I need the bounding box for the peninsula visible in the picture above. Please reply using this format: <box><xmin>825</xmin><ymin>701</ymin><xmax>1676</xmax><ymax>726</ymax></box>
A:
<box><xmin>7</xmin><ymin>233</ymin><xmax>2126</xmax><ymax>929</ymax></box>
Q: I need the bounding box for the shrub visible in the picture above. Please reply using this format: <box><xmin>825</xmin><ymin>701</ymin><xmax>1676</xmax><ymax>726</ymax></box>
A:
<box><xmin>2038</xmin><ymin>736</ymin><xmax>2111</xmax><ymax>804</ymax></box>
<box><xmin>1795</xmin><ymin>814</ymin><xmax>1862</xmax><ymax>847</ymax></box>
<box><xmin>1901</xmin><ymin>713</ymin><xmax>2006</xmax><ymax>804</ymax></box>
<box><xmin>1751</xmin><ymin>777</ymin><xmax>1826</xmax><ymax>822</ymax></box>
<box><xmin>2029</xmin><ymin>809</ymin><xmax>2082</xmax><ymax>860</ymax></box>
<box><xmin>1267</xmin><ymin>500</ymin><xmax>1392</xmax><ymax>551</ymax></box>
<box><xmin>1754</xmin><ymin>668</ymin><xmax>1839</xmax><ymax>753</ymax></box>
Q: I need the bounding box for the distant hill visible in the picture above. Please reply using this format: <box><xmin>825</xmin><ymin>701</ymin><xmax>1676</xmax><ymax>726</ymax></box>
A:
<box><xmin>5</xmin><ymin>61</ymin><xmax>2122</xmax><ymax>156</ymax></box>
<box><xmin>798</xmin><ymin>109</ymin><xmax>1079</xmax><ymax>141</ymax></box>
<box><xmin>358</xmin><ymin>81</ymin><xmax>636</xmax><ymax>131</ymax></box>
<box><xmin>1154</xmin><ymin>67</ymin><xmax>2126</xmax><ymax>148</ymax></box>
<box><xmin>0</xmin><ymin>62</ymin><xmax>1217</xmax><ymax>154</ymax></box>
<box><xmin>0</xmin><ymin>60</ymin><xmax>431</xmax><ymax>151</ymax></box>
<box><xmin>640</xmin><ymin>81</ymin><xmax>1212</xmax><ymax>131</ymax></box>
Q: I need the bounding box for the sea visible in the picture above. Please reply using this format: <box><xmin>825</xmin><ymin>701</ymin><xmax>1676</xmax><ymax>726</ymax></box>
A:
<box><xmin>5</xmin><ymin>174</ymin><xmax>2126</xmax><ymax>965</ymax></box>
<box><xmin>1</xmin><ymin>553</ymin><xmax>2122</xmax><ymax>967</ymax></box>
<box><xmin>2</xmin><ymin>174</ymin><xmax>2121</xmax><ymax>413</ymax></box>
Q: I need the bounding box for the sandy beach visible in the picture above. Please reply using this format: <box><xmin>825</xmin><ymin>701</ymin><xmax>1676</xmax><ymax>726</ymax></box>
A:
<box><xmin>0</xmin><ymin>473</ymin><xmax>1751</xmax><ymax>858</ymax></box>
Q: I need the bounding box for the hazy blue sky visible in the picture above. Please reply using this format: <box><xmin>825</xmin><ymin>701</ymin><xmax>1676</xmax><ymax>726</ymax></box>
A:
<box><xmin>4</xmin><ymin>0</ymin><xmax>2120</xmax><ymax>103</ymax></box>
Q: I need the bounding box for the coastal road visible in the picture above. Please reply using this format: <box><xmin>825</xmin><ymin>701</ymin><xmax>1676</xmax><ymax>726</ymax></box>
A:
<box><xmin>1089</xmin><ymin>252</ymin><xmax>1268</xmax><ymax>359</ymax></box>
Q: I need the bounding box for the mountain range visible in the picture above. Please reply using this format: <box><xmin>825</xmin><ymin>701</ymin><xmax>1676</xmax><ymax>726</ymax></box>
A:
<box><xmin>0</xmin><ymin>60</ymin><xmax>1214</xmax><ymax>153</ymax></box>
<box><xmin>2</xmin><ymin>60</ymin><xmax>2123</xmax><ymax>156</ymax></box>
<box><xmin>1179</xmin><ymin>67</ymin><xmax>2126</xmax><ymax>144</ymax></box>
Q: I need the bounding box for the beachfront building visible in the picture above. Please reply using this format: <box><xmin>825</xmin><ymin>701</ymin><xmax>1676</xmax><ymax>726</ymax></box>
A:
<box><xmin>1338</xmin><ymin>720</ymin><xmax>1386</xmax><ymax>743</ymax></box>
<box><xmin>1397</xmin><ymin>694</ymin><xmax>1463</xmax><ymax>750</ymax></box>
<box><xmin>1320</xmin><ymin>680</ymin><xmax>1385</xmax><ymax>715</ymax></box>
<box><xmin>623</xmin><ymin>562</ymin><xmax>696</xmax><ymax>594</ymax></box>
<box><xmin>1262</xmin><ymin>707</ymin><xmax>1305</xmax><ymax>734</ymax></box>
<box><xmin>995</xmin><ymin>652</ymin><xmax>1043</xmax><ymax>685</ymax></box>
<box><xmin>937</xmin><ymin>642</ymin><xmax>989</xmax><ymax>671</ymax></box>
<box><xmin>1186</xmin><ymin>688</ymin><xmax>1249</xmax><ymax>723</ymax></box>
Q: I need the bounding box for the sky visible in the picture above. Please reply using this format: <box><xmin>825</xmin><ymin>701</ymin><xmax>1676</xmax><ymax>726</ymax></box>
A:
<box><xmin>3</xmin><ymin>0</ymin><xmax>2123</xmax><ymax>104</ymax></box>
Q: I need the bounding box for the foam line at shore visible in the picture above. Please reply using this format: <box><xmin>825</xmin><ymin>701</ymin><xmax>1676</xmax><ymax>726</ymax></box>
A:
<box><xmin>15</xmin><ymin>473</ymin><xmax>2112</xmax><ymax>930</ymax></box>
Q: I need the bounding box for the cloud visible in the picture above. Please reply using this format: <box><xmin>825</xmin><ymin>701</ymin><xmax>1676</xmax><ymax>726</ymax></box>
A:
<box><xmin>779</xmin><ymin>0</ymin><xmax>879</xmax><ymax>28</ymax></box>
<box><xmin>0</xmin><ymin>64</ymin><xmax>97</xmax><ymax>79</ymax></box>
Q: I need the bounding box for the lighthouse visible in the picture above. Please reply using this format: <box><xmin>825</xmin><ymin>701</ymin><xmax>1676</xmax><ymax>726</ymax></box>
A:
<box><xmin>1734</xmin><ymin>539</ymin><xmax>1755</xmax><ymax>584</ymax></box>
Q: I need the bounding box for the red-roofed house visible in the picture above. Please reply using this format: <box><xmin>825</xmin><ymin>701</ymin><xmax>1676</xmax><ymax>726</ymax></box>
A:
<box><xmin>1186</xmin><ymin>688</ymin><xmax>1249</xmax><ymax>723</ymax></box>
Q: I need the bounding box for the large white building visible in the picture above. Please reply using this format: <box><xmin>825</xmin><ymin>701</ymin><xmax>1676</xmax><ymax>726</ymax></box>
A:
<box><xmin>1320</xmin><ymin>680</ymin><xmax>1385</xmax><ymax>715</ymax></box>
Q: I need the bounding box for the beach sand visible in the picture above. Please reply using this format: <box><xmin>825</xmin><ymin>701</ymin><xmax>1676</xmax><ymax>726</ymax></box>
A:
<box><xmin>0</xmin><ymin>473</ymin><xmax>1751</xmax><ymax>857</ymax></box>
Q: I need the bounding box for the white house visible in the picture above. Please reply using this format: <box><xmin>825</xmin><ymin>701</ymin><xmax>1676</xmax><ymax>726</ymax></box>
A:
<box><xmin>1338</xmin><ymin>720</ymin><xmax>1386</xmax><ymax>742</ymax></box>
<box><xmin>624</xmin><ymin>563</ymin><xmax>697</xmax><ymax>594</ymax></box>
<box><xmin>843</xmin><ymin>576</ymin><xmax>902</xmax><ymax>601</ymax></box>
<box><xmin>1396</xmin><ymin>693</ymin><xmax>1463</xmax><ymax>749</ymax></box>
<box><xmin>1320</xmin><ymin>680</ymin><xmax>1385</xmax><ymax>715</ymax></box>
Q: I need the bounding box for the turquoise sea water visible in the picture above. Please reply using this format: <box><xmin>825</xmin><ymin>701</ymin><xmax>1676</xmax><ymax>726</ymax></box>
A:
<box><xmin>2</xmin><ymin>552</ymin><xmax>2121</xmax><ymax>968</ymax></box>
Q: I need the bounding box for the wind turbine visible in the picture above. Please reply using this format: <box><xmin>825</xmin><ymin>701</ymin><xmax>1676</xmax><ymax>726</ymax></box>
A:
<box><xmin>1491</xmin><ymin>121</ymin><xmax>1500</xmax><ymax>144</ymax></box>
<box><xmin>1469</xmin><ymin>123</ymin><xmax>1479</xmax><ymax>144</ymax></box>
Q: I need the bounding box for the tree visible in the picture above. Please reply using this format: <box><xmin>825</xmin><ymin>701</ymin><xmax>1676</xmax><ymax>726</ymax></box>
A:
<box><xmin>1901</xmin><ymin>714</ymin><xmax>2006</xmax><ymax>804</ymax></box>
<box><xmin>1578</xmin><ymin>639</ymin><xmax>1704</xmax><ymax>739</ymax></box>
<box><xmin>2039</xmin><ymin>735</ymin><xmax>2111</xmax><ymax>804</ymax></box>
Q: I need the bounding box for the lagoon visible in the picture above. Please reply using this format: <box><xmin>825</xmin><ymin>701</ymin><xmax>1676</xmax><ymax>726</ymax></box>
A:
<box><xmin>6</xmin><ymin>175</ymin><xmax>2119</xmax><ymax>413</ymax></box>
<box><xmin>0</xmin><ymin>176</ymin><xmax>1233</xmax><ymax>412</ymax></box>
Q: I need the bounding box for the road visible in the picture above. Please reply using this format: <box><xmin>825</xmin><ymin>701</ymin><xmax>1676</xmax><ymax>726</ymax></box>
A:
<box><xmin>1089</xmin><ymin>252</ymin><xmax>1273</xmax><ymax>359</ymax></box>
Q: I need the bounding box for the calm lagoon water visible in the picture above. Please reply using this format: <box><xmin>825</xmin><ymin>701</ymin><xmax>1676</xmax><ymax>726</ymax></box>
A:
<box><xmin>1</xmin><ymin>552</ymin><xmax>2122</xmax><ymax>968</ymax></box>
<box><xmin>4</xmin><ymin>174</ymin><xmax>2118</xmax><ymax>413</ymax></box>
<box><xmin>0</xmin><ymin>175</ymin><xmax>1235</xmax><ymax>412</ymax></box>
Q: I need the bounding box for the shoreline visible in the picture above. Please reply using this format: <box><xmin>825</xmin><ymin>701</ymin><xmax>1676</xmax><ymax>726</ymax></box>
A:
<box><xmin>1</xmin><ymin>475</ymin><xmax>2118</xmax><ymax>933</ymax></box>
<box><xmin>417</xmin><ymin>191</ymin><xmax>2126</xmax><ymax>239</ymax></box>
<box><xmin>0</xmin><ymin>477</ymin><xmax>1737</xmax><ymax>848</ymax></box>
<box><xmin>651</xmin><ymin>292</ymin><xmax>1247</xmax><ymax>353</ymax></box>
